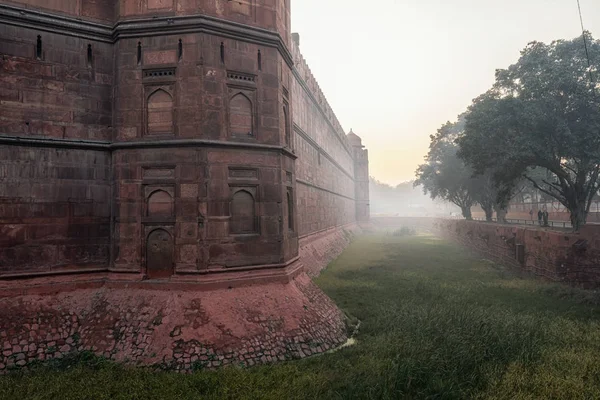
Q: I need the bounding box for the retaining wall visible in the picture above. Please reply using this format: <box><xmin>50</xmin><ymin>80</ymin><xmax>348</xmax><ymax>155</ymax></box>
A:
<box><xmin>0</xmin><ymin>224</ymin><xmax>359</xmax><ymax>373</ymax></box>
<box><xmin>435</xmin><ymin>219</ymin><xmax>600</xmax><ymax>289</ymax></box>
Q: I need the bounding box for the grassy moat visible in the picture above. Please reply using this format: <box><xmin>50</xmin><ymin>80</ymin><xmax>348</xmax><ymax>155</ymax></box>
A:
<box><xmin>3</xmin><ymin>234</ymin><xmax>600</xmax><ymax>399</ymax></box>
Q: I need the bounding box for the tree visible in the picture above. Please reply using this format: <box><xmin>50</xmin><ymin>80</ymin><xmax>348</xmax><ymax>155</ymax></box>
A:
<box><xmin>458</xmin><ymin>33</ymin><xmax>600</xmax><ymax>230</ymax></box>
<box><xmin>415</xmin><ymin>119</ymin><xmax>479</xmax><ymax>220</ymax></box>
<box><xmin>472</xmin><ymin>172</ymin><xmax>497</xmax><ymax>222</ymax></box>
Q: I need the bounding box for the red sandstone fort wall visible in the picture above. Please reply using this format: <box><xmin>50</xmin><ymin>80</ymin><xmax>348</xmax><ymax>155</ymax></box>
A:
<box><xmin>3</xmin><ymin>0</ymin><xmax>116</xmax><ymax>22</ymax></box>
<box><xmin>0</xmin><ymin>0</ymin><xmax>365</xmax><ymax>372</ymax></box>
<box><xmin>3</xmin><ymin>0</ymin><xmax>289</xmax><ymax>39</ymax></box>
<box><xmin>0</xmin><ymin>147</ymin><xmax>111</xmax><ymax>276</ymax></box>
<box><xmin>0</xmin><ymin>25</ymin><xmax>113</xmax><ymax>140</ymax></box>
<box><xmin>0</xmin><ymin>0</ymin><xmax>369</xmax><ymax>277</ymax></box>
<box><xmin>0</xmin><ymin>19</ymin><xmax>113</xmax><ymax>276</ymax></box>
<box><xmin>290</xmin><ymin>39</ymin><xmax>362</xmax><ymax>237</ymax></box>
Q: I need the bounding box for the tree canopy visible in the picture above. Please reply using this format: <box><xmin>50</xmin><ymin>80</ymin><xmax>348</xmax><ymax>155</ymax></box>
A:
<box><xmin>415</xmin><ymin>118</ymin><xmax>479</xmax><ymax>220</ymax></box>
<box><xmin>457</xmin><ymin>33</ymin><xmax>600</xmax><ymax>230</ymax></box>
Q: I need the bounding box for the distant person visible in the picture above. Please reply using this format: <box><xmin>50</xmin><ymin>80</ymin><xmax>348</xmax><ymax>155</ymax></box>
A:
<box><xmin>542</xmin><ymin>210</ymin><xmax>549</xmax><ymax>227</ymax></box>
<box><xmin>529</xmin><ymin>209</ymin><xmax>533</xmax><ymax>220</ymax></box>
<box><xmin>537</xmin><ymin>210</ymin><xmax>543</xmax><ymax>226</ymax></box>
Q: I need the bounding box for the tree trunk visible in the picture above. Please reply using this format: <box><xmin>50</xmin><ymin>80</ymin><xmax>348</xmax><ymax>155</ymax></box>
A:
<box><xmin>461</xmin><ymin>206</ymin><xmax>472</xmax><ymax>220</ymax></box>
<box><xmin>569</xmin><ymin>200</ymin><xmax>587</xmax><ymax>231</ymax></box>
<box><xmin>482</xmin><ymin>204</ymin><xmax>494</xmax><ymax>222</ymax></box>
<box><xmin>495</xmin><ymin>206</ymin><xmax>508</xmax><ymax>224</ymax></box>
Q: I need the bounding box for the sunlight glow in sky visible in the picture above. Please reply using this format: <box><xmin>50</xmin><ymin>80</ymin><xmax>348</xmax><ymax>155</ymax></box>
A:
<box><xmin>291</xmin><ymin>0</ymin><xmax>600</xmax><ymax>186</ymax></box>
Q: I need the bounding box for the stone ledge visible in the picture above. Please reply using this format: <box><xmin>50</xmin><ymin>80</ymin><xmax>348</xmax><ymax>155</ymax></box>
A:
<box><xmin>0</xmin><ymin>259</ymin><xmax>305</xmax><ymax>297</ymax></box>
<box><xmin>0</xmin><ymin>135</ymin><xmax>297</xmax><ymax>159</ymax></box>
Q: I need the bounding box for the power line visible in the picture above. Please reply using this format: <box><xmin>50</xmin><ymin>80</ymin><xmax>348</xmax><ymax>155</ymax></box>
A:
<box><xmin>576</xmin><ymin>0</ymin><xmax>595</xmax><ymax>86</ymax></box>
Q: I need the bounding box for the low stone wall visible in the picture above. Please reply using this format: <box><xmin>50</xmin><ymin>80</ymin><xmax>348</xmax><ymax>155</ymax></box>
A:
<box><xmin>0</xmin><ymin>225</ymin><xmax>361</xmax><ymax>373</ymax></box>
<box><xmin>472</xmin><ymin>210</ymin><xmax>600</xmax><ymax>223</ymax></box>
<box><xmin>435</xmin><ymin>219</ymin><xmax>600</xmax><ymax>289</ymax></box>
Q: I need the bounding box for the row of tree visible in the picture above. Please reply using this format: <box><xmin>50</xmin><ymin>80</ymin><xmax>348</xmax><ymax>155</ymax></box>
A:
<box><xmin>415</xmin><ymin>33</ymin><xmax>600</xmax><ymax>230</ymax></box>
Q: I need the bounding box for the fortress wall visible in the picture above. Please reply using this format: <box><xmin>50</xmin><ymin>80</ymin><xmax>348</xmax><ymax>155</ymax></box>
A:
<box><xmin>0</xmin><ymin>1</ymin><xmax>366</xmax><ymax>372</ymax></box>
<box><xmin>0</xmin><ymin>214</ymin><xmax>362</xmax><ymax>373</ymax></box>
<box><xmin>0</xmin><ymin>24</ymin><xmax>113</xmax><ymax>141</ymax></box>
<box><xmin>2</xmin><ymin>0</ymin><xmax>116</xmax><ymax>22</ymax></box>
<box><xmin>0</xmin><ymin>22</ymin><xmax>113</xmax><ymax>277</ymax></box>
<box><xmin>291</xmin><ymin>40</ymin><xmax>358</xmax><ymax>237</ymax></box>
<box><xmin>0</xmin><ymin>146</ymin><xmax>111</xmax><ymax>276</ymax></box>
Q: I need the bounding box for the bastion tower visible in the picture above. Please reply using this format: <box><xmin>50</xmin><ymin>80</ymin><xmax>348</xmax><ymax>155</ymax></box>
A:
<box><xmin>0</xmin><ymin>1</ymin><xmax>369</xmax><ymax>370</ymax></box>
<box><xmin>0</xmin><ymin>0</ymin><xmax>297</xmax><ymax>278</ymax></box>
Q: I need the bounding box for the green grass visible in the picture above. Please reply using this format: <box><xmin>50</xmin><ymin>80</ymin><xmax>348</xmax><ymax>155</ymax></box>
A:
<box><xmin>3</xmin><ymin>234</ymin><xmax>600</xmax><ymax>399</ymax></box>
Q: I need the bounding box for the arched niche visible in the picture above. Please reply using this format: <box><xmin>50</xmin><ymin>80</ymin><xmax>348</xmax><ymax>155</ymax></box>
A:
<box><xmin>147</xmin><ymin>189</ymin><xmax>174</xmax><ymax>217</ymax></box>
<box><xmin>229</xmin><ymin>92</ymin><xmax>253</xmax><ymax>137</ymax></box>
<box><xmin>230</xmin><ymin>189</ymin><xmax>256</xmax><ymax>234</ymax></box>
<box><xmin>147</xmin><ymin>88</ymin><xmax>173</xmax><ymax>135</ymax></box>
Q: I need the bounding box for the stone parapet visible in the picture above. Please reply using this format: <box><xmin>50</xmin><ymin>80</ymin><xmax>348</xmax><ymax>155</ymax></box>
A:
<box><xmin>434</xmin><ymin>219</ymin><xmax>600</xmax><ymax>289</ymax></box>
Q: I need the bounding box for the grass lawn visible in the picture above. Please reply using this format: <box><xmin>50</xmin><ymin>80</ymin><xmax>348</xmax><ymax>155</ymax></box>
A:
<box><xmin>2</xmin><ymin>234</ymin><xmax>600</xmax><ymax>399</ymax></box>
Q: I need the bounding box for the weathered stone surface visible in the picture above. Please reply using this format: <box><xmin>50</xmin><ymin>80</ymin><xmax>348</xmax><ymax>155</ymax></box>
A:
<box><xmin>0</xmin><ymin>268</ymin><xmax>348</xmax><ymax>372</ymax></box>
<box><xmin>435</xmin><ymin>219</ymin><xmax>600</xmax><ymax>289</ymax></box>
<box><xmin>0</xmin><ymin>0</ymin><xmax>370</xmax><ymax>371</ymax></box>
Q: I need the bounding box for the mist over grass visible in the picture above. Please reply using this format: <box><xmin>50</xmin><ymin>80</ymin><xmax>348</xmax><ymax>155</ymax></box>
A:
<box><xmin>370</xmin><ymin>178</ymin><xmax>459</xmax><ymax>216</ymax></box>
<box><xmin>2</xmin><ymin>234</ymin><xmax>600</xmax><ymax>399</ymax></box>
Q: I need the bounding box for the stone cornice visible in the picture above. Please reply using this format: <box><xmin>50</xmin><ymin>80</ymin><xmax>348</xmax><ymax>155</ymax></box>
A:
<box><xmin>296</xmin><ymin>179</ymin><xmax>355</xmax><ymax>201</ymax></box>
<box><xmin>0</xmin><ymin>135</ymin><xmax>297</xmax><ymax>158</ymax></box>
<box><xmin>0</xmin><ymin>4</ymin><xmax>294</xmax><ymax>67</ymax></box>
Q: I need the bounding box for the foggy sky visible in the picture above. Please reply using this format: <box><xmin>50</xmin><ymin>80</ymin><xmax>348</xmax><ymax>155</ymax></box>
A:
<box><xmin>291</xmin><ymin>0</ymin><xmax>600</xmax><ymax>186</ymax></box>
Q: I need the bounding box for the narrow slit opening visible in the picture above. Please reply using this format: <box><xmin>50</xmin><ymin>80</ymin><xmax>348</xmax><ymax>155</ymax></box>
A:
<box><xmin>87</xmin><ymin>44</ymin><xmax>93</xmax><ymax>68</ymax></box>
<box><xmin>36</xmin><ymin>35</ymin><xmax>42</xmax><ymax>59</ymax></box>
<box><xmin>258</xmin><ymin>50</ymin><xmax>262</xmax><ymax>71</ymax></box>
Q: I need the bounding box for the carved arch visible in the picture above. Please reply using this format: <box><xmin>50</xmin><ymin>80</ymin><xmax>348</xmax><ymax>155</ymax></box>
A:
<box><xmin>230</xmin><ymin>189</ymin><xmax>256</xmax><ymax>234</ymax></box>
<box><xmin>229</xmin><ymin>92</ymin><xmax>253</xmax><ymax>137</ymax></box>
<box><xmin>147</xmin><ymin>189</ymin><xmax>174</xmax><ymax>217</ymax></box>
<box><xmin>146</xmin><ymin>88</ymin><xmax>174</xmax><ymax>135</ymax></box>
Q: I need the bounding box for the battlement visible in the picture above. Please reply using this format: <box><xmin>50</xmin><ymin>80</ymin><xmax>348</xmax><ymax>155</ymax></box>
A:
<box><xmin>290</xmin><ymin>33</ymin><xmax>353</xmax><ymax>154</ymax></box>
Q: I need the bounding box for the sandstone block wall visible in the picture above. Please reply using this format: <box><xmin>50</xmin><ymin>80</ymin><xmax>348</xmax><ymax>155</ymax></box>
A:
<box><xmin>0</xmin><ymin>1</ymin><xmax>368</xmax><ymax>372</ymax></box>
<box><xmin>0</xmin><ymin>24</ymin><xmax>113</xmax><ymax>140</ymax></box>
<box><xmin>290</xmin><ymin>38</ymin><xmax>367</xmax><ymax>238</ymax></box>
<box><xmin>435</xmin><ymin>219</ymin><xmax>600</xmax><ymax>289</ymax></box>
<box><xmin>0</xmin><ymin>222</ymin><xmax>359</xmax><ymax>373</ymax></box>
<box><xmin>0</xmin><ymin>146</ymin><xmax>110</xmax><ymax>276</ymax></box>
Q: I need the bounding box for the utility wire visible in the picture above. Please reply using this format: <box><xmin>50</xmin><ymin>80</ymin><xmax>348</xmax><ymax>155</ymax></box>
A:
<box><xmin>577</xmin><ymin>0</ymin><xmax>595</xmax><ymax>86</ymax></box>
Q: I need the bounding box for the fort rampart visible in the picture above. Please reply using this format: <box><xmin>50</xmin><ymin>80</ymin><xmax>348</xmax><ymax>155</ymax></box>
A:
<box><xmin>0</xmin><ymin>0</ymin><xmax>369</xmax><ymax>371</ymax></box>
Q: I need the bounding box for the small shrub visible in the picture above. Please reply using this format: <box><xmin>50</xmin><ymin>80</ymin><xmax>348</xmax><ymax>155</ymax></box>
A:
<box><xmin>392</xmin><ymin>227</ymin><xmax>416</xmax><ymax>237</ymax></box>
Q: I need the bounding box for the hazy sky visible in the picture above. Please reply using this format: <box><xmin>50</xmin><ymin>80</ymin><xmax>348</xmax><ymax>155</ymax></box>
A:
<box><xmin>291</xmin><ymin>0</ymin><xmax>600</xmax><ymax>186</ymax></box>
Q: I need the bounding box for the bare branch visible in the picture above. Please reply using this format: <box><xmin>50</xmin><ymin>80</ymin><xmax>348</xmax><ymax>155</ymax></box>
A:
<box><xmin>524</xmin><ymin>175</ymin><xmax>569</xmax><ymax>208</ymax></box>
